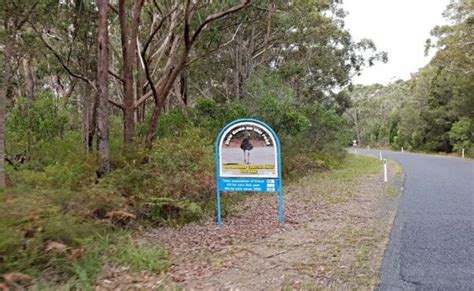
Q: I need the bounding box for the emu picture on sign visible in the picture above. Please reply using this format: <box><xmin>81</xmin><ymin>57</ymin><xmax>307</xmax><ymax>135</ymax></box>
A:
<box><xmin>220</xmin><ymin>122</ymin><xmax>277</xmax><ymax>177</ymax></box>
<box><xmin>215</xmin><ymin>119</ymin><xmax>283</xmax><ymax>225</ymax></box>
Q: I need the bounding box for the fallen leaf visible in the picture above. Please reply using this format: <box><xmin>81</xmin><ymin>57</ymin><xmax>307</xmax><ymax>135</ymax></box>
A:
<box><xmin>45</xmin><ymin>241</ymin><xmax>68</xmax><ymax>254</ymax></box>
<box><xmin>68</xmin><ymin>247</ymin><xmax>87</xmax><ymax>261</ymax></box>
<box><xmin>2</xmin><ymin>272</ymin><xmax>32</xmax><ymax>286</ymax></box>
<box><xmin>106</xmin><ymin>210</ymin><xmax>136</xmax><ymax>225</ymax></box>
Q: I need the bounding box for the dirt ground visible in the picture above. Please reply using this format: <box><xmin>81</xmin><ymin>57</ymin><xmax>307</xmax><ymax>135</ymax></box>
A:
<box><xmin>96</xmin><ymin>157</ymin><xmax>404</xmax><ymax>290</ymax></box>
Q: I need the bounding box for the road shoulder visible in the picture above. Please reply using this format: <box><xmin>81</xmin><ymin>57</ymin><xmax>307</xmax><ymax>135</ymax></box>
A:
<box><xmin>96</xmin><ymin>155</ymin><xmax>404</xmax><ymax>289</ymax></box>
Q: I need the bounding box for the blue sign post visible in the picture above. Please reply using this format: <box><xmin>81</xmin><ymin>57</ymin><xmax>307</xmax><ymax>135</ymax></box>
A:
<box><xmin>215</xmin><ymin>118</ymin><xmax>283</xmax><ymax>225</ymax></box>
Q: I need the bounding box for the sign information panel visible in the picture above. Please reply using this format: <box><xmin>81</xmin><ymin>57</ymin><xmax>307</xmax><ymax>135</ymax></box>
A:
<box><xmin>215</xmin><ymin>119</ymin><xmax>283</xmax><ymax>224</ymax></box>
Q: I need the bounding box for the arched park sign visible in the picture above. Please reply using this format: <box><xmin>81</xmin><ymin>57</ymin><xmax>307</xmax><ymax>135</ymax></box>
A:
<box><xmin>215</xmin><ymin>118</ymin><xmax>283</xmax><ymax>225</ymax></box>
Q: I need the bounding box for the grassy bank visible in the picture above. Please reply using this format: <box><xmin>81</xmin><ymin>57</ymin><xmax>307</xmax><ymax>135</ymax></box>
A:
<box><xmin>1</xmin><ymin>139</ymin><xmax>347</xmax><ymax>288</ymax></box>
<box><xmin>144</xmin><ymin>154</ymin><xmax>405</xmax><ymax>289</ymax></box>
<box><xmin>1</xmin><ymin>95</ymin><xmax>354</xmax><ymax>288</ymax></box>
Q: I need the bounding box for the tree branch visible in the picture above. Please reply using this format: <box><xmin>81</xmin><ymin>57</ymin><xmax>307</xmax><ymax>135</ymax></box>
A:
<box><xmin>141</xmin><ymin>8</ymin><xmax>174</xmax><ymax>57</ymax></box>
<box><xmin>16</xmin><ymin>2</ymin><xmax>39</xmax><ymax>30</ymax></box>
<box><xmin>108</xmin><ymin>70</ymin><xmax>124</xmax><ymax>83</ymax></box>
<box><xmin>108</xmin><ymin>3</ymin><xmax>119</xmax><ymax>14</ymax></box>
<box><xmin>184</xmin><ymin>0</ymin><xmax>192</xmax><ymax>49</ymax></box>
<box><xmin>188</xmin><ymin>22</ymin><xmax>243</xmax><ymax>65</ymax></box>
<box><xmin>191</xmin><ymin>0</ymin><xmax>252</xmax><ymax>44</ymax></box>
<box><xmin>134</xmin><ymin>90</ymin><xmax>153</xmax><ymax>108</ymax></box>
<box><xmin>30</xmin><ymin>23</ymin><xmax>96</xmax><ymax>91</ymax></box>
<box><xmin>108</xmin><ymin>98</ymin><xmax>124</xmax><ymax>110</ymax></box>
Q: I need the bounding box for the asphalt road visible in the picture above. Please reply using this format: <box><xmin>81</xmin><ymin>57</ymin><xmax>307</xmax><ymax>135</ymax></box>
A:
<box><xmin>357</xmin><ymin>149</ymin><xmax>474</xmax><ymax>290</ymax></box>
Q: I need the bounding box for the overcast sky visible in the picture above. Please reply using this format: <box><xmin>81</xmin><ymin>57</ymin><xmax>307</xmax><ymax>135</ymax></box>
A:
<box><xmin>343</xmin><ymin>0</ymin><xmax>451</xmax><ymax>85</ymax></box>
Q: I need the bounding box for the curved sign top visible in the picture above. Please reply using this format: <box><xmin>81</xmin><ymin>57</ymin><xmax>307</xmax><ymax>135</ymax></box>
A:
<box><xmin>216</xmin><ymin>120</ymin><xmax>280</xmax><ymax>178</ymax></box>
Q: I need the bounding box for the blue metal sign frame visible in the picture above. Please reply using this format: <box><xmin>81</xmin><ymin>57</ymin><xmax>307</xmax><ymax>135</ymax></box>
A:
<box><xmin>215</xmin><ymin>118</ymin><xmax>283</xmax><ymax>225</ymax></box>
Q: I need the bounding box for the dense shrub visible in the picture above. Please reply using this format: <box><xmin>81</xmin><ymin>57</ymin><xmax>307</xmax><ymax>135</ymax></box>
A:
<box><xmin>191</xmin><ymin>98</ymin><xmax>250</xmax><ymax>135</ymax></box>
<box><xmin>449</xmin><ymin>118</ymin><xmax>472</xmax><ymax>153</ymax></box>
<box><xmin>7</xmin><ymin>93</ymin><xmax>70</xmax><ymax>153</ymax></box>
<box><xmin>8</xmin><ymin>132</ymin><xmax>97</xmax><ymax>190</ymax></box>
<box><xmin>2</xmin><ymin>71</ymin><xmax>352</xmax><ymax>284</ymax></box>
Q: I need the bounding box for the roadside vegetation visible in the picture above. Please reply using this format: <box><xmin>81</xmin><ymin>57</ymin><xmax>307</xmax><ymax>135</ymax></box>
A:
<box><xmin>0</xmin><ymin>68</ymin><xmax>361</xmax><ymax>289</ymax></box>
<box><xmin>346</xmin><ymin>0</ymin><xmax>473</xmax><ymax>157</ymax></box>
<box><xmin>2</xmin><ymin>0</ymin><xmax>387</xmax><ymax>287</ymax></box>
<box><xmin>143</xmin><ymin>155</ymin><xmax>403</xmax><ymax>289</ymax></box>
<box><xmin>2</xmin><ymin>95</ymin><xmax>350</xmax><ymax>288</ymax></box>
<box><xmin>0</xmin><ymin>0</ymin><xmax>466</xmax><ymax>289</ymax></box>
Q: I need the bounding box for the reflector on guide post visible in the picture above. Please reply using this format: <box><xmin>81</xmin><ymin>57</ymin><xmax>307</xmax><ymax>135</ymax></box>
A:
<box><xmin>215</xmin><ymin>119</ymin><xmax>284</xmax><ymax>225</ymax></box>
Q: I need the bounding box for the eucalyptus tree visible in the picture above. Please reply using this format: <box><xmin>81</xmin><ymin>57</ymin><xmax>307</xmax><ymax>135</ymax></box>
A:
<box><xmin>96</xmin><ymin>0</ymin><xmax>110</xmax><ymax>177</ymax></box>
<box><xmin>346</xmin><ymin>81</ymin><xmax>409</xmax><ymax>147</ymax></box>
<box><xmin>277</xmin><ymin>1</ymin><xmax>387</xmax><ymax>105</ymax></box>
<box><xmin>426</xmin><ymin>0</ymin><xmax>474</xmax><ymax>121</ymax></box>
<box><xmin>1</xmin><ymin>0</ymin><xmax>43</xmax><ymax>186</ymax></box>
<box><xmin>187</xmin><ymin>0</ymin><xmax>387</xmax><ymax>109</ymax></box>
<box><xmin>28</xmin><ymin>0</ymin><xmax>99</xmax><ymax>150</ymax></box>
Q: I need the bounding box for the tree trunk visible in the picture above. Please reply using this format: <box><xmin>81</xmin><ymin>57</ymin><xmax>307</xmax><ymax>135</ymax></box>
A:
<box><xmin>96</xmin><ymin>0</ymin><xmax>110</xmax><ymax>177</ymax></box>
<box><xmin>123</xmin><ymin>73</ymin><xmax>135</xmax><ymax>144</ymax></box>
<box><xmin>81</xmin><ymin>83</ymin><xmax>96</xmax><ymax>152</ymax></box>
<box><xmin>22</xmin><ymin>57</ymin><xmax>36</xmax><ymax>154</ymax></box>
<box><xmin>144</xmin><ymin>0</ymin><xmax>252</xmax><ymax>146</ymax></box>
<box><xmin>22</xmin><ymin>57</ymin><xmax>36</xmax><ymax>101</ymax></box>
<box><xmin>121</xmin><ymin>35</ymin><xmax>135</xmax><ymax>144</ymax></box>
<box><xmin>1</xmin><ymin>12</ymin><xmax>15</xmax><ymax>187</ymax></box>
<box><xmin>352</xmin><ymin>109</ymin><xmax>362</xmax><ymax>146</ymax></box>
<box><xmin>145</xmin><ymin>56</ymin><xmax>189</xmax><ymax>146</ymax></box>
<box><xmin>233</xmin><ymin>43</ymin><xmax>241</xmax><ymax>100</ymax></box>
<box><xmin>118</xmin><ymin>0</ymin><xmax>145</xmax><ymax>145</ymax></box>
<box><xmin>0</xmin><ymin>72</ymin><xmax>6</xmax><ymax>188</ymax></box>
<box><xmin>180</xmin><ymin>70</ymin><xmax>188</xmax><ymax>108</ymax></box>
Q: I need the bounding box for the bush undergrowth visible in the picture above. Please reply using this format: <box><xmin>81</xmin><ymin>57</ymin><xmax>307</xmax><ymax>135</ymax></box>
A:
<box><xmin>1</xmin><ymin>93</ymin><xmax>350</xmax><ymax>287</ymax></box>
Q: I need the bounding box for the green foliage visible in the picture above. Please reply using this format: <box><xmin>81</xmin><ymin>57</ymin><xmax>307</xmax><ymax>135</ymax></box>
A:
<box><xmin>192</xmin><ymin>98</ymin><xmax>250</xmax><ymax>134</ymax></box>
<box><xmin>348</xmin><ymin>65</ymin><xmax>472</xmax><ymax>153</ymax></box>
<box><xmin>92</xmin><ymin>128</ymin><xmax>215</xmax><ymax>224</ymax></box>
<box><xmin>301</xmin><ymin>104</ymin><xmax>352</xmax><ymax>151</ymax></box>
<box><xmin>327</xmin><ymin>155</ymin><xmax>381</xmax><ymax>182</ymax></box>
<box><xmin>8</xmin><ymin>132</ymin><xmax>97</xmax><ymax>190</ymax></box>
<box><xmin>250</xmin><ymin>96</ymin><xmax>311</xmax><ymax>138</ymax></box>
<box><xmin>1</xmin><ymin>0</ymin><xmax>391</xmax><ymax>288</ymax></box>
<box><xmin>156</xmin><ymin>109</ymin><xmax>192</xmax><ymax>138</ymax></box>
<box><xmin>109</xmin><ymin>237</ymin><xmax>169</xmax><ymax>273</ymax></box>
<box><xmin>0</xmin><ymin>190</ymin><xmax>107</xmax><ymax>279</ymax></box>
<box><xmin>449</xmin><ymin>118</ymin><xmax>472</xmax><ymax>152</ymax></box>
<box><xmin>244</xmin><ymin>71</ymin><xmax>295</xmax><ymax>103</ymax></box>
<box><xmin>283</xmin><ymin>153</ymin><xmax>328</xmax><ymax>181</ymax></box>
<box><xmin>7</xmin><ymin>93</ymin><xmax>69</xmax><ymax>151</ymax></box>
<box><xmin>347</xmin><ymin>1</ymin><xmax>473</xmax><ymax>153</ymax></box>
<box><xmin>346</xmin><ymin>81</ymin><xmax>409</xmax><ymax>147</ymax></box>
<box><xmin>145</xmin><ymin>197</ymin><xmax>203</xmax><ymax>225</ymax></box>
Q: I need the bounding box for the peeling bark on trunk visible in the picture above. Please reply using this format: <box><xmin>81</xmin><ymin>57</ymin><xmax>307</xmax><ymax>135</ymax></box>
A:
<box><xmin>96</xmin><ymin>0</ymin><xmax>110</xmax><ymax>178</ymax></box>
<box><xmin>22</xmin><ymin>57</ymin><xmax>35</xmax><ymax>154</ymax></box>
<box><xmin>172</xmin><ymin>71</ymin><xmax>188</xmax><ymax>111</ymax></box>
<box><xmin>118</xmin><ymin>0</ymin><xmax>145</xmax><ymax>145</ymax></box>
<box><xmin>22</xmin><ymin>57</ymin><xmax>36</xmax><ymax>101</ymax></box>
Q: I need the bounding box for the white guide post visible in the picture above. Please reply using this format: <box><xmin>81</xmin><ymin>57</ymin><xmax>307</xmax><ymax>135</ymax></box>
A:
<box><xmin>379</xmin><ymin>151</ymin><xmax>383</xmax><ymax>161</ymax></box>
<box><xmin>462</xmin><ymin>148</ymin><xmax>465</xmax><ymax>159</ymax></box>
<box><xmin>383</xmin><ymin>159</ymin><xmax>388</xmax><ymax>183</ymax></box>
<box><xmin>401</xmin><ymin>147</ymin><xmax>404</xmax><ymax>153</ymax></box>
